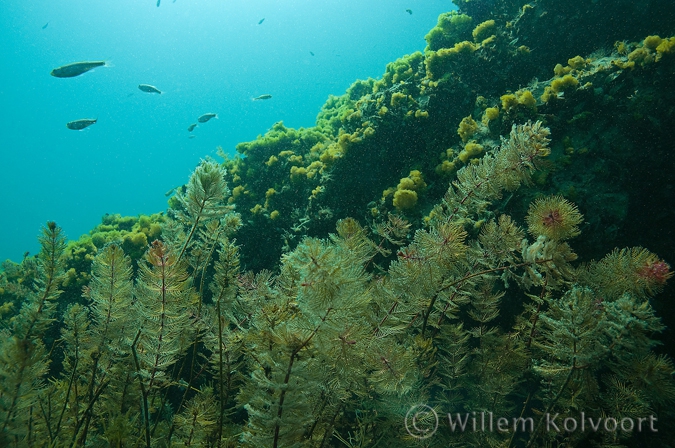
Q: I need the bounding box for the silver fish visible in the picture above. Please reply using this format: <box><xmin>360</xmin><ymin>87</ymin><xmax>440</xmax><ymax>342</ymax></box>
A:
<box><xmin>138</xmin><ymin>84</ymin><xmax>162</xmax><ymax>94</ymax></box>
<box><xmin>187</xmin><ymin>123</ymin><xmax>197</xmax><ymax>132</ymax></box>
<box><xmin>253</xmin><ymin>94</ymin><xmax>272</xmax><ymax>100</ymax></box>
<box><xmin>66</xmin><ymin>118</ymin><xmax>97</xmax><ymax>130</ymax></box>
<box><xmin>51</xmin><ymin>61</ymin><xmax>107</xmax><ymax>78</ymax></box>
<box><xmin>197</xmin><ymin>113</ymin><xmax>217</xmax><ymax>123</ymax></box>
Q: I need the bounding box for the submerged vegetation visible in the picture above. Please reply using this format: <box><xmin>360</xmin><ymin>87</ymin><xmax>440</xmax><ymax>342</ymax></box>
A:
<box><xmin>1</xmin><ymin>126</ymin><xmax>673</xmax><ymax>447</ymax></box>
<box><xmin>2</xmin><ymin>0</ymin><xmax>675</xmax><ymax>446</ymax></box>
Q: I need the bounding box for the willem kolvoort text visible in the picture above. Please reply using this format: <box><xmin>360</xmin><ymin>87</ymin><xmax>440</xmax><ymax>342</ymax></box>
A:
<box><xmin>447</xmin><ymin>412</ymin><xmax>658</xmax><ymax>433</ymax></box>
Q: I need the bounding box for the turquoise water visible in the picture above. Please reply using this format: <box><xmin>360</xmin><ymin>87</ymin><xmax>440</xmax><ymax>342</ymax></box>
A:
<box><xmin>0</xmin><ymin>0</ymin><xmax>451</xmax><ymax>262</ymax></box>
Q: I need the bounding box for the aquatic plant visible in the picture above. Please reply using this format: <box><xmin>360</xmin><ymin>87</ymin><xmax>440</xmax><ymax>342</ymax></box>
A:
<box><xmin>0</xmin><ymin>222</ymin><xmax>65</xmax><ymax>444</ymax></box>
<box><xmin>1</xmin><ymin>122</ymin><xmax>673</xmax><ymax>447</ymax></box>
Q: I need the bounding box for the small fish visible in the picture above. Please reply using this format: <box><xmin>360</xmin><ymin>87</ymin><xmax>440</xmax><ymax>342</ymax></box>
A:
<box><xmin>157</xmin><ymin>0</ymin><xmax>161</xmax><ymax>7</ymax></box>
<box><xmin>258</xmin><ymin>18</ymin><xmax>265</xmax><ymax>24</ymax></box>
<box><xmin>197</xmin><ymin>113</ymin><xmax>217</xmax><ymax>123</ymax></box>
<box><xmin>51</xmin><ymin>61</ymin><xmax>108</xmax><ymax>78</ymax></box>
<box><xmin>253</xmin><ymin>94</ymin><xmax>272</xmax><ymax>101</ymax></box>
<box><xmin>406</xmin><ymin>9</ymin><xmax>413</xmax><ymax>15</ymax></box>
<box><xmin>66</xmin><ymin>118</ymin><xmax>97</xmax><ymax>130</ymax></box>
<box><xmin>188</xmin><ymin>135</ymin><xmax>196</xmax><ymax>139</ymax></box>
<box><xmin>138</xmin><ymin>84</ymin><xmax>162</xmax><ymax>94</ymax></box>
<box><xmin>42</xmin><ymin>22</ymin><xmax>49</xmax><ymax>30</ymax></box>
<box><xmin>310</xmin><ymin>51</ymin><xmax>315</xmax><ymax>56</ymax></box>
<box><xmin>187</xmin><ymin>123</ymin><xmax>197</xmax><ymax>132</ymax></box>
<box><xmin>165</xmin><ymin>187</ymin><xmax>176</xmax><ymax>197</ymax></box>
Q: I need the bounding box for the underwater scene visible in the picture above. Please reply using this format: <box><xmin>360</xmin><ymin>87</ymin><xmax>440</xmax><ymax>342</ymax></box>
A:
<box><xmin>2</xmin><ymin>0</ymin><xmax>675</xmax><ymax>447</ymax></box>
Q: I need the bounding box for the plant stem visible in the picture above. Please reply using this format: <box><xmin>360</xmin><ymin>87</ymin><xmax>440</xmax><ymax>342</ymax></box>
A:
<box><xmin>131</xmin><ymin>330</ymin><xmax>151</xmax><ymax>448</ymax></box>
<box><xmin>272</xmin><ymin>308</ymin><xmax>332</xmax><ymax>448</ymax></box>
<box><xmin>526</xmin><ymin>366</ymin><xmax>574</xmax><ymax>448</ymax></box>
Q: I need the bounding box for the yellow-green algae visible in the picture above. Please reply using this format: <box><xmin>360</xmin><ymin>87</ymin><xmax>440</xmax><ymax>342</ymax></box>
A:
<box><xmin>218</xmin><ymin>18</ymin><xmax>675</xmax><ymax>271</ymax></box>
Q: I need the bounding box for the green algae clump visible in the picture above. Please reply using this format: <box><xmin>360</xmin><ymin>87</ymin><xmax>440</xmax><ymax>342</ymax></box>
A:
<box><xmin>393</xmin><ymin>188</ymin><xmax>417</xmax><ymax>210</ymax></box>
<box><xmin>472</xmin><ymin>19</ymin><xmax>496</xmax><ymax>42</ymax></box>
<box><xmin>89</xmin><ymin>213</ymin><xmax>164</xmax><ymax>261</ymax></box>
<box><xmin>425</xmin><ymin>41</ymin><xmax>478</xmax><ymax>80</ymax></box>
<box><xmin>424</xmin><ymin>12</ymin><xmax>473</xmax><ymax>51</ymax></box>
<box><xmin>457</xmin><ymin>115</ymin><xmax>479</xmax><ymax>142</ymax></box>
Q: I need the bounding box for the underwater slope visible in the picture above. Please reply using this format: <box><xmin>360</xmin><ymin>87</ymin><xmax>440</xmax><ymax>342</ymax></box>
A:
<box><xmin>1</xmin><ymin>0</ymin><xmax>675</xmax><ymax>446</ymax></box>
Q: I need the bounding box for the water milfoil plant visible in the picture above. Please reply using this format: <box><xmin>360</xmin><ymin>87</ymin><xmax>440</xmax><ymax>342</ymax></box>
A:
<box><xmin>0</xmin><ymin>124</ymin><xmax>673</xmax><ymax>448</ymax></box>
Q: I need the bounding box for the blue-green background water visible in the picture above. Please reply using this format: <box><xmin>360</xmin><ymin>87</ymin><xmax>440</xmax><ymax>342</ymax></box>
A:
<box><xmin>0</xmin><ymin>0</ymin><xmax>452</xmax><ymax>262</ymax></box>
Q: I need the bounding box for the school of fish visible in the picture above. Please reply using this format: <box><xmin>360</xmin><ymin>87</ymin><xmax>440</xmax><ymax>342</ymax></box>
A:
<box><xmin>45</xmin><ymin>9</ymin><xmax>335</xmax><ymax>133</ymax></box>
<box><xmin>43</xmin><ymin>5</ymin><xmax>414</xmax><ymax>133</ymax></box>
<box><xmin>52</xmin><ymin>57</ymin><xmax>272</xmax><ymax>133</ymax></box>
